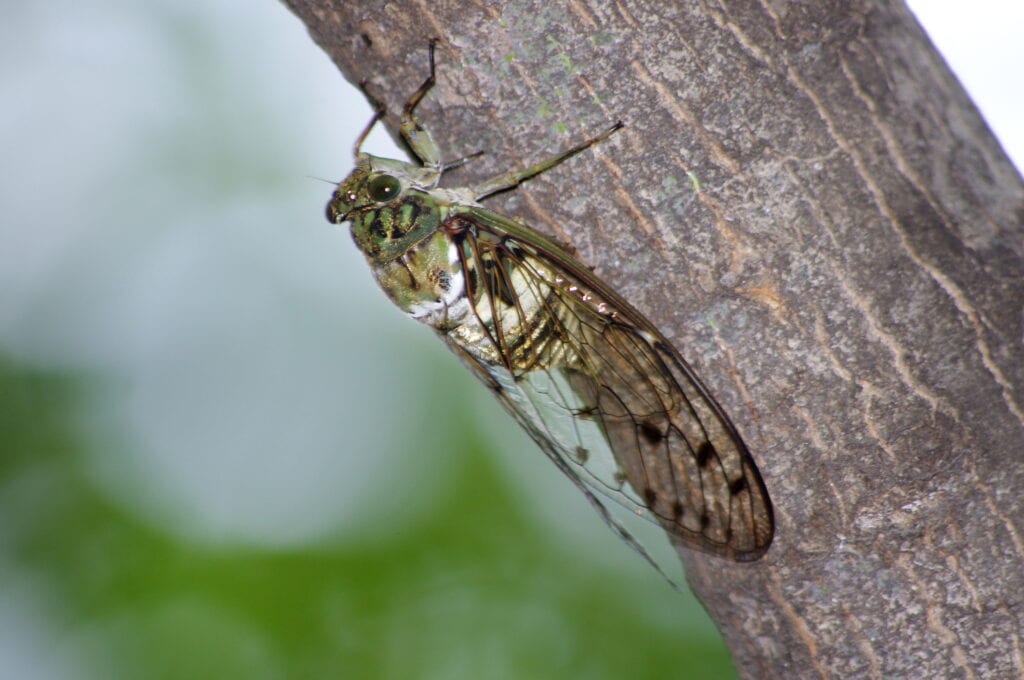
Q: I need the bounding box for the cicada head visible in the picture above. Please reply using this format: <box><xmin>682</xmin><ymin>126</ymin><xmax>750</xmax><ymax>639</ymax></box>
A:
<box><xmin>326</xmin><ymin>154</ymin><xmax>443</xmax><ymax>264</ymax></box>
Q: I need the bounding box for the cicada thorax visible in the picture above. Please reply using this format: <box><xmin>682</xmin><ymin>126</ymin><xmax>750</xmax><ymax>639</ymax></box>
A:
<box><xmin>358</xmin><ymin>231</ymin><xmax>465</xmax><ymax>325</ymax></box>
<box><xmin>349</xmin><ymin>190</ymin><xmax>441</xmax><ymax>263</ymax></box>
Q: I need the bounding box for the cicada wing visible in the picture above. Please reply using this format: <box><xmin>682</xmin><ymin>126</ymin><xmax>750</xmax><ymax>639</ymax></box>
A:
<box><xmin>444</xmin><ymin>209</ymin><xmax>773</xmax><ymax>560</ymax></box>
<box><xmin>565</xmin><ymin>321</ymin><xmax>774</xmax><ymax>559</ymax></box>
<box><xmin>445</xmin><ymin>342</ymin><xmax>681</xmax><ymax>579</ymax></box>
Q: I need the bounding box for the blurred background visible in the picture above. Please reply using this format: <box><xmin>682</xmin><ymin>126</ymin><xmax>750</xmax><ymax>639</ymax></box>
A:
<box><xmin>1</xmin><ymin>2</ymin><xmax>1020</xmax><ymax>678</ymax></box>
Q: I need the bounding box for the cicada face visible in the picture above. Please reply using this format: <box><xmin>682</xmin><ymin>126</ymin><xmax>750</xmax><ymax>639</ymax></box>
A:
<box><xmin>327</xmin><ymin>155</ymin><xmax>444</xmax><ymax>264</ymax></box>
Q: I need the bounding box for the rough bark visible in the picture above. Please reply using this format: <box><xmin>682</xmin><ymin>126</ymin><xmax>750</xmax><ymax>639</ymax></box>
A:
<box><xmin>281</xmin><ymin>0</ymin><xmax>1024</xmax><ymax>677</ymax></box>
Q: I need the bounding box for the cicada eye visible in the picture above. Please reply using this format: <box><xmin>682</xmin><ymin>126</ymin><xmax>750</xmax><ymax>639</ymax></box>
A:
<box><xmin>367</xmin><ymin>174</ymin><xmax>401</xmax><ymax>202</ymax></box>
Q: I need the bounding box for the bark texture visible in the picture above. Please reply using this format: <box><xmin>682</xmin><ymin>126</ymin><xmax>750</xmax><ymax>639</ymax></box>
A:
<box><xmin>281</xmin><ymin>1</ymin><xmax>1024</xmax><ymax>677</ymax></box>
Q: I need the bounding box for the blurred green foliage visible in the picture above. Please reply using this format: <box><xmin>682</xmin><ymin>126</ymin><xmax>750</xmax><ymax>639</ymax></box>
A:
<box><xmin>0</xmin><ymin>355</ymin><xmax>733</xmax><ymax>679</ymax></box>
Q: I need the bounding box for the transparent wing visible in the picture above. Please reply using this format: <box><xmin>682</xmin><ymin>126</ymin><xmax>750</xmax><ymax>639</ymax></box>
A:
<box><xmin>441</xmin><ymin>210</ymin><xmax>773</xmax><ymax>561</ymax></box>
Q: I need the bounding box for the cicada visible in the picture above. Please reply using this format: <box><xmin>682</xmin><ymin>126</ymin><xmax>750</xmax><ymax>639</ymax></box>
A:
<box><xmin>326</xmin><ymin>42</ymin><xmax>773</xmax><ymax>574</ymax></box>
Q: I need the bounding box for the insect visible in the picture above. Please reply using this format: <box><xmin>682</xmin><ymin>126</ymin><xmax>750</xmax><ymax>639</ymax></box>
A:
<box><xmin>326</xmin><ymin>41</ymin><xmax>773</xmax><ymax>575</ymax></box>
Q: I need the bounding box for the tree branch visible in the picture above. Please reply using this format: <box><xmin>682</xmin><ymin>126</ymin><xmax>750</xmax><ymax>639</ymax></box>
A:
<box><xmin>282</xmin><ymin>0</ymin><xmax>1024</xmax><ymax>676</ymax></box>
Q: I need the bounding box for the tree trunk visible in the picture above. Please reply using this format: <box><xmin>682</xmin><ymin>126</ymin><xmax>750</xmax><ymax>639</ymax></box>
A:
<box><xmin>281</xmin><ymin>1</ymin><xmax>1024</xmax><ymax>676</ymax></box>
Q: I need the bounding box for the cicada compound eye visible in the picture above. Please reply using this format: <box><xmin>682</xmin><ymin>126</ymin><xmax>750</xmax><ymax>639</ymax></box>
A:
<box><xmin>367</xmin><ymin>174</ymin><xmax>401</xmax><ymax>202</ymax></box>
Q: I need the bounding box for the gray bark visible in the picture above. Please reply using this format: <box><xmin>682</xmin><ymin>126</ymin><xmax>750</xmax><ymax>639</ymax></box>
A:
<box><xmin>281</xmin><ymin>0</ymin><xmax>1024</xmax><ymax>677</ymax></box>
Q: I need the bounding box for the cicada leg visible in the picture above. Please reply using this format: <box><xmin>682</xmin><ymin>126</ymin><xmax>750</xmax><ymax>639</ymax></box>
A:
<box><xmin>351</xmin><ymin>81</ymin><xmax>386</xmax><ymax>158</ymax></box>
<box><xmin>471</xmin><ymin>121</ymin><xmax>623</xmax><ymax>201</ymax></box>
<box><xmin>441</xmin><ymin>150</ymin><xmax>485</xmax><ymax>174</ymax></box>
<box><xmin>399</xmin><ymin>38</ymin><xmax>443</xmax><ymax>171</ymax></box>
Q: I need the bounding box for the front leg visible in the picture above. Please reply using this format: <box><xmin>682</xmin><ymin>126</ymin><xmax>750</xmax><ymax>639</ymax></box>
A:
<box><xmin>399</xmin><ymin>39</ymin><xmax>443</xmax><ymax>172</ymax></box>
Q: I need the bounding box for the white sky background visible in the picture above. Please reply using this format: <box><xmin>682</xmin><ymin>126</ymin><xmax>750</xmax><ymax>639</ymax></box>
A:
<box><xmin>907</xmin><ymin>1</ymin><xmax>1023</xmax><ymax>172</ymax></box>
